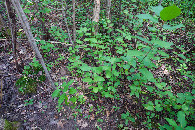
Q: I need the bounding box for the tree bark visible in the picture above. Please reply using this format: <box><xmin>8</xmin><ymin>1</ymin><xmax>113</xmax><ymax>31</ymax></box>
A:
<box><xmin>92</xmin><ymin>0</ymin><xmax>100</xmax><ymax>35</ymax></box>
<box><xmin>106</xmin><ymin>0</ymin><xmax>111</xmax><ymax>20</ymax></box>
<box><xmin>72</xmin><ymin>0</ymin><xmax>76</xmax><ymax>43</ymax></box>
<box><xmin>5</xmin><ymin>0</ymin><xmax>24</xmax><ymax>73</ymax></box>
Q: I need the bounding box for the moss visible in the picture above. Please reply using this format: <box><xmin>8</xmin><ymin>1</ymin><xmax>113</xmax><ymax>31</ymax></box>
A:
<box><xmin>4</xmin><ymin>119</ymin><xmax>20</xmax><ymax>130</ymax></box>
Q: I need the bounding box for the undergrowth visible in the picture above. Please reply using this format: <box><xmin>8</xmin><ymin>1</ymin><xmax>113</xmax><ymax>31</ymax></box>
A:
<box><xmin>13</xmin><ymin>0</ymin><xmax>195</xmax><ymax>129</ymax></box>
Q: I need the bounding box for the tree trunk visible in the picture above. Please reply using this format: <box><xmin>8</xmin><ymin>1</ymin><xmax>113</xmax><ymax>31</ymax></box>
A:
<box><xmin>92</xmin><ymin>0</ymin><xmax>100</xmax><ymax>35</ymax></box>
<box><xmin>72</xmin><ymin>0</ymin><xmax>76</xmax><ymax>43</ymax></box>
<box><xmin>106</xmin><ymin>0</ymin><xmax>111</xmax><ymax>20</ymax></box>
<box><xmin>5</xmin><ymin>0</ymin><xmax>24</xmax><ymax>73</ymax></box>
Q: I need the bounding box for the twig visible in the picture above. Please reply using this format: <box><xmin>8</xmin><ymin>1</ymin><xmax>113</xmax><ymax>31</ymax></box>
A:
<box><xmin>61</xmin><ymin>0</ymin><xmax>74</xmax><ymax>45</ymax></box>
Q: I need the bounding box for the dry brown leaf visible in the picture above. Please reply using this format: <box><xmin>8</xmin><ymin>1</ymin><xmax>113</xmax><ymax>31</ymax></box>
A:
<box><xmin>77</xmin><ymin>119</ymin><xmax>88</xmax><ymax>128</ymax></box>
<box><xmin>106</xmin><ymin>110</ymin><xmax>110</xmax><ymax>118</ymax></box>
<box><xmin>57</xmin><ymin>120</ymin><xmax>64</xmax><ymax>128</ymax></box>
<box><xmin>90</xmin><ymin>113</ymin><xmax>95</xmax><ymax>120</ymax></box>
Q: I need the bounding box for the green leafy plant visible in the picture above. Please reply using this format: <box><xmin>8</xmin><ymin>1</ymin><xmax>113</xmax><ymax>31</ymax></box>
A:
<box><xmin>65</xmin><ymin>4</ymin><xmax>194</xmax><ymax>128</ymax></box>
<box><xmin>51</xmin><ymin>79</ymin><xmax>85</xmax><ymax>111</ymax></box>
<box><xmin>20</xmin><ymin>0</ymin><xmax>194</xmax><ymax>129</ymax></box>
<box><xmin>161</xmin><ymin>111</ymin><xmax>194</xmax><ymax>130</ymax></box>
<box><xmin>121</xmin><ymin>112</ymin><xmax>135</xmax><ymax>125</ymax></box>
<box><xmin>16</xmin><ymin>57</ymin><xmax>46</xmax><ymax>94</ymax></box>
<box><xmin>160</xmin><ymin>5</ymin><xmax>181</xmax><ymax>21</ymax></box>
<box><xmin>4</xmin><ymin>119</ymin><xmax>20</xmax><ymax>130</ymax></box>
<box><xmin>24</xmin><ymin>99</ymin><xmax>34</xmax><ymax>106</ymax></box>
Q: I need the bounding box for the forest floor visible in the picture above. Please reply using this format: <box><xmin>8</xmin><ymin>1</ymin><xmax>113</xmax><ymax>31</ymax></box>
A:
<box><xmin>0</xmin><ymin>40</ymin><xmax>123</xmax><ymax>130</ymax></box>
<box><xmin>0</xmin><ymin>29</ymin><xmax>194</xmax><ymax>129</ymax></box>
<box><xmin>0</xmin><ymin>3</ymin><xmax>194</xmax><ymax>129</ymax></box>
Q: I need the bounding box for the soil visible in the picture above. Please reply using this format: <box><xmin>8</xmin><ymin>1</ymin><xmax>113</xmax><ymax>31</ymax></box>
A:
<box><xmin>0</xmin><ymin>41</ymin><xmax>119</xmax><ymax>130</ymax></box>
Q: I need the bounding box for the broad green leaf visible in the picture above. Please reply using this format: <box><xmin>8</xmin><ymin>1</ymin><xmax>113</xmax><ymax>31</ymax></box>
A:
<box><xmin>177</xmin><ymin>54</ymin><xmax>186</xmax><ymax>59</ymax></box>
<box><xmin>143</xmin><ymin>57</ymin><xmax>156</xmax><ymax>68</ymax></box>
<box><xmin>177</xmin><ymin>93</ymin><xmax>185</xmax><ymax>104</ymax></box>
<box><xmin>165</xmin><ymin>91</ymin><xmax>175</xmax><ymax>99</ymax></box>
<box><xmin>143</xmin><ymin>104</ymin><xmax>154</xmax><ymax>111</ymax></box>
<box><xmin>109</xmin><ymin>86</ymin><xmax>116</xmax><ymax>93</ymax></box>
<box><xmin>61</xmin><ymin>82</ymin><xmax>67</xmax><ymax>88</ymax></box>
<box><xmin>148</xmin><ymin>27</ymin><xmax>157</xmax><ymax>32</ymax></box>
<box><xmin>106</xmin><ymin>70</ymin><xmax>112</xmax><ymax>78</ymax></box>
<box><xmin>127</xmin><ymin>50</ymin><xmax>145</xmax><ymax>57</ymax></box>
<box><xmin>84</xmin><ymin>38</ymin><xmax>90</xmax><ymax>41</ymax></box>
<box><xmin>152</xmin><ymin>40</ymin><xmax>173</xmax><ymax>49</ymax></box>
<box><xmin>130</xmin><ymin>59</ymin><xmax>136</xmax><ymax>68</ymax></box>
<box><xmin>112</xmin><ymin>70</ymin><xmax>120</xmax><ymax>76</ymax></box>
<box><xmin>158</xmin><ymin>50</ymin><xmax>170</xmax><ymax>58</ymax></box>
<box><xmin>58</xmin><ymin>93</ymin><xmax>66</xmax><ymax>105</ymax></box>
<box><xmin>155</xmin><ymin>82</ymin><xmax>166</xmax><ymax>90</ymax></box>
<box><xmin>80</xmin><ymin>27</ymin><xmax>88</xmax><ymax>32</ymax></box>
<box><xmin>185</xmin><ymin>126</ymin><xmax>195</xmax><ymax>130</ymax></box>
<box><xmin>62</xmin><ymin>85</ymin><xmax>69</xmax><ymax>92</ymax></box>
<box><xmin>148</xmin><ymin>101</ymin><xmax>154</xmax><ymax>106</ymax></box>
<box><xmin>177</xmin><ymin>111</ymin><xmax>187</xmax><ymax>128</ymax></box>
<box><xmin>114</xmin><ymin>81</ymin><xmax>120</xmax><ymax>87</ymax></box>
<box><xmin>175</xmin><ymin>126</ymin><xmax>184</xmax><ymax>130</ymax></box>
<box><xmin>174</xmin><ymin>105</ymin><xmax>181</xmax><ymax>109</ymax></box>
<box><xmin>125</xmin><ymin>35</ymin><xmax>131</xmax><ymax>40</ymax></box>
<box><xmin>24</xmin><ymin>9</ymin><xmax>31</xmax><ymax>13</ymax></box>
<box><xmin>150</xmin><ymin>5</ymin><xmax>164</xmax><ymax>16</ymax></box>
<box><xmin>184</xmin><ymin>92</ymin><xmax>193</xmax><ymax>103</ymax></box>
<box><xmin>155</xmin><ymin>100</ymin><xmax>162</xmax><ymax>105</ymax></box>
<box><xmin>102</xmin><ymin>65</ymin><xmax>110</xmax><ymax>70</ymax></box>
<box><xmin>52</xmin><ymin>89</ymin><xmax>61</xmax><ymax>97</ymax></box>
<box><xmin>91</xmin><ymin>38</ymin><xmax>98</xmax><ymax>43</ymax></box>
<box><xmin>69</xmin><ymin>87</ymin><xmax>77</xmax><ymax>94</ymax></box>
<box><xmin>94</xmin><ymin>76</ymin><xmax>105</xmax><ymax>82</ymax></box>
<box><xmin>155</xmin><ymin>104</ymin><xmax>163</xmax><ymax>111</ymax></box>
<box><xmin>67</xmin><ymin>79</ymin><xmax>74</xmax><ymax>86</ymax></box>
<box><xmin>165</xmin><ymin>118</ymin><xmax>178</xmax><ymax>128</ymax></box>
<box><xmin>182</xmin><ymin>104</ymin><xmax>188</xmax><ymax>111</ymax></box>
<box><xmin>80</xmin><ymin>64</ymin><xmax>91</xmax><ymax>71</ymax></box>
<box><xmin>116</xmin><ymin>46</ymin><xmax>125</xmax><ymax>54</ymax></box>
<box><xmin>130</xmin><ymin>68</ymin><xmax>135</xmax><ymax>72</ymax></box>
<box><xmin>116</xmin><ymin>37</ymin><xmax>124</xmax><ymax>43</ymax></box>
<box><xmin>160</xmin><ymin>5</ymin><xmax>181</xmax><ymax>21</ymax></box>
<box><xmin>122</xmin><ymin>64</ymin><xmax>130</xmax><ymax>69</ymax></box>
<box><xmin>136</xmin><ymin>14</ymin><xmax>158</xmax><ymax>23</ymax></box>
<box><xmin>110</xmin><ymin>57</ymin><xmax>117</xmax><ymax>64</ymax></box>
<box><xmin>93</xmin><ymin>87</ymin><xmax>99</xmax><ymax>93</ymax></box>
<box><xmin>192</xmin><ymin>89</ymin><xmax>195</xmax><ymax>95</ymax></box>
<box><xmin>136</xmin><ymin>36</ymin><xmax>151</xmax><ymax>44</ymax></box>
<box><xmin>145</xmin><ymin>85</ymin><xmax>154</xmax><ymax>92</ymax></box>
<box><xmin>43</xmin><ymin>8</ymin><xmax>52</xmax><ymax>13</ymax></box>
<box><xmin>104</xmin><ymin>56</ymin><xmax>111</xmax><ymax>62</ymax></box>
<box><xmin>70</xmin><ymin>97</ymin><xmax>77</xmax><ymax>103</ymax></box>
<box><xmin>140</xmin><ymin>68</ymin><xmax>155</xmax><ymax>82</ymax></box>
<box><xmin>104</xmin><ymin>92</ymin><xmax>114</xmax><ymax>98</ymax></box>
<box><xmin>88</xmin><ymin>86</ymin><xmax>94</xmax><ymax>89</ymax></box>
<box><xmin>78</xmin><ymin>95</ymin><xmax>84</xmax><ymax>99</ymax></box>
<box><xmin>92</xmin><ymin>66</ymin><xmax>103</xmax><ymax>74</ymax></box>
<box><xmin>163</xmin><ymin>24</ymin><xmax>184</xmax><ymax>30</ymax></box>
<box><xmin>82</xmin><ymin>77</ymin><xmax>92</xmax><ymax>82</ymax></box>
<box><xmin>162</xmin><ymin>124</ymin><xmax>173</xmax><ymax>130</ymax></box>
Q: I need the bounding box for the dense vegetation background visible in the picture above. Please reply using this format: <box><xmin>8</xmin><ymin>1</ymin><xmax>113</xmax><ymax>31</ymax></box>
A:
<box><xmin>0</xmin><ymin>0</ymin><xmax>194</xmax><ymax>129</ymax></box>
